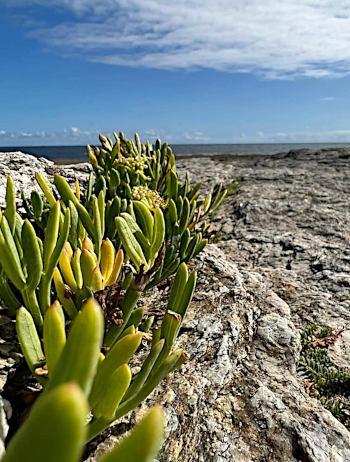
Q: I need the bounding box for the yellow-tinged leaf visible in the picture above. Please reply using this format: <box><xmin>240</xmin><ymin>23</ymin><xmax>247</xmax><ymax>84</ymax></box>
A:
<box><xmin>81</xmin><ymin>249</ymin><xmax>97</xmax><ymax>287</ymax></box>
<box><xmin>82</xmin><ymin>236</ymin><xmax>94</xmax><ymax>252</ymax></box>
<box><xmin>64</xmin><ymin>241</ymin><xmax>73</xmax><ymax>259</ymax></box>
<box><xmin>71</xmin><ymin>248</ymin><xmax>83</xmax><ymax>289</ymax></box>
<box><xmin>75</xmin><ymin>179</ymin><xmax>80</xmax><ymax>200</ymax></box>
<box><xmin>2</xmin><ymin>383</ymin><xmax>88</xmax><ymax>462</ymax></box>
<box><xmin>100</xmin><ymin>238</ymin><xmax>115</xmax><ymax>281</ymax></box>
<box><xmin>53</xmin><ymin>268</ymin><xmax>78</xmax><ymax>319</ymax></box>
<box><xmin>43</xmin><ymin>301</ymin><xmax>66</xmax><ymax>376</ymax></box>
<box><xmin>105</xmin><ymin>249</ymin><xmax>123</xmax><ymax>286</ymax></box>
<box><xmin>59</xmin><ymin>249</ymin><xmax>77</xmax><ymax>291</ymax></box>
<box><xmin>89</xmin><ymin>266</ymin><xmax>103</xmax><ymax>291</ymax></box>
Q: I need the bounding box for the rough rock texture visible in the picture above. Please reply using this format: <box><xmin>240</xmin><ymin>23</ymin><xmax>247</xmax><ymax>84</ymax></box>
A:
<box><xmin>1</xmin><ymin>149</ymin><xmax>350</xmax><ymax>461</ymax></box>
<box><xmin>90</xmin><ymin>245</ymin><xmax>350</xmax><ymax>462</ymax></box>
<box><xmin>0</xmin><ymin>151</ymin><xmax>90</xmax><ymax>207</ymax></box>
<box><xmin>0</xmin><ymin>309</ymin><xmax>18</xmax><ymax>458</ymax></box>
<box><xmin>180</xmin><ymin>149</ymin><xmax>350</xmax><ymax>329</ymax></box>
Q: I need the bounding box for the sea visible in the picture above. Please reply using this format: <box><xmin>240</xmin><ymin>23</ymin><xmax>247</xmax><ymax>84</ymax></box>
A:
<box><xmin>0</xmin><ymin>143</ymin><xmax>349</xmax><ymax>163</ymax></box>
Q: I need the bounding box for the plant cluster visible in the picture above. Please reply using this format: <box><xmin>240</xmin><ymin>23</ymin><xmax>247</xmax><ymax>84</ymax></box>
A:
<box><xmin>298</xmin><ymin>324</ymin><xmax>350</xmax><ymax>430</ymax></box>
<box><xmin>0</xmin><ymin>132</ymin><xmax>228</xmax><ymax>461</ymax></box>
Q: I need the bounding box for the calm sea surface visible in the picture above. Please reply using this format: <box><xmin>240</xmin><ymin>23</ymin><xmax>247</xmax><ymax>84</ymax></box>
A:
<box><xmin>1</xmin><ymin>143</ymin><xmax>350</xmax><ymax>162</ymax></box>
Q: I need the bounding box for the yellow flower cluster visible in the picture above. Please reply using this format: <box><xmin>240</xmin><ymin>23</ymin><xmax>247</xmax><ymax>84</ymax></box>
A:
<box><xmin>132</xmin><ymin>186</ymin><xmax>167</xmax><ymax>211</ymax></box>
<box><xmin>115</xmin><ymin>155</ymin><xmax>147</xmax><ymax>175</ymax></box>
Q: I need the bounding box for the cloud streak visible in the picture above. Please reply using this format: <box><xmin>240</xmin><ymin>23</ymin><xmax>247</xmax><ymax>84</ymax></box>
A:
<box><xmin>0</xmin><ymin>127</ymin><xmax>100</xmax><ymax>145</ymax></box>
<box><xmin>4</xmin><ymin>0</ymin><xmax>350</xmax><ymax>78</ymax></box>
<box><xmin>0</xmin><ymin>126</ymin><xmax>213</xmax><ymax>145</ymax></box>
<box><xmin>2</xmin><ymin>126</ymin><xmax>350</xmax><ymax>146</ymax></box>
<box><xmin>233</xmin><ymin>129</ymin><xmax>350</xmax><ymax>143</ymax></box>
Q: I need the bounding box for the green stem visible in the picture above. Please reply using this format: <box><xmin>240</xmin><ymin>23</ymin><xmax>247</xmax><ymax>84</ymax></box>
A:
<box><xmin>104</xmin><ymin>288</ymin><xmax>141</xmax><ymax>347</ymax></box>
<box><xmin>22</xmin><ymin>289</ymin><xmax>43</xmax><ymax>331</ymax></box>
<box><xmin>38</xmin><ymin>274</ymin><xmax>51</xmax><ymax>315</ymax></box>
<box><xmin>0</xmin><ymin>278</ymin><xmax>21</xmax><ymax>315</ymax></box>
<box><xmin>86</xmin><ymin>349</ymin><xmax>183</xmax><ymax>442</ymax></box>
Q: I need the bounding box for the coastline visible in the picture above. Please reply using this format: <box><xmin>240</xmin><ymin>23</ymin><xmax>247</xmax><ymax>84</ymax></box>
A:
<box><xmin>50</xmin><ymin>153</ymin><xmax>271</xmax><ymax>165</ymax></box>
<box><xmin>2</xmin><ymin>141</ymin><xmax>350</xmax><ymax>165</ymax></box>
<box><xmin>35</xmin><ymin>146</ymin><xmax>350</xmax><ymax>164</ymax></box>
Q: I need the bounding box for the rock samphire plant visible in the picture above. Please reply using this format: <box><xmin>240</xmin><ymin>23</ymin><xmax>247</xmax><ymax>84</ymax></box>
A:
<box><xmin>0</xmin><ymin>132</ymin><xmax>227</xmax><ymax>461</ymax></box>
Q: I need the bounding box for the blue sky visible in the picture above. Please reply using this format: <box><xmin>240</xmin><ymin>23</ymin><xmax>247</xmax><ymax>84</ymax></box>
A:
<box><xmin>2</xmin><ymin>0</ymin><xmax>350</xmax><ymax>145</ymax></box>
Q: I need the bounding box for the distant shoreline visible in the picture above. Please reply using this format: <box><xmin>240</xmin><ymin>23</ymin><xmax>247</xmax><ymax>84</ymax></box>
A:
<box><xmin>51</xmin><ymin>152</ymin><xmax>272</xmax><ymax>165</ymax></box>
<box><xmin>1</xmin><ymin>142</ymin><xmax>350</xmax><ymax>163</ymax></box>
<box><xmin>1</xmin><ymin>142</ymin><xmax>350</xmax><ymax>165</ymax></box>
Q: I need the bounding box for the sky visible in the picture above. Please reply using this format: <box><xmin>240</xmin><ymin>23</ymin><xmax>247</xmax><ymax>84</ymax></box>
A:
<box><xmin>2</xmin><ymin>0</ymin><xmax>350</xmax><ymax>145</ymax></box>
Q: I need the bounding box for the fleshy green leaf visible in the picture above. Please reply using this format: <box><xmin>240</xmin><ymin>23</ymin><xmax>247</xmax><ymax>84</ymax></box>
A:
<box><xmin>16</xmin><ymin>307</ymin><xmax>44</xmax><ymax>373</ymax></box>
<box><xmin>98</xmin><ymin>406</ymin><xmax>164</xmax><ymax>462</ymax></box>
<box><xmin>2</xmin><ymin>383</ymin><xmax>88</xmax><ymax>462</ymax></box>
<box><xmin>47</xmin><ymin>298</ymin><xmax>104</xmax><ymax>395</ymax></box>
<box><xmin>43</xmin><ymin>301</ymin><xmax>66</xmax><ymax>376</ymax></box>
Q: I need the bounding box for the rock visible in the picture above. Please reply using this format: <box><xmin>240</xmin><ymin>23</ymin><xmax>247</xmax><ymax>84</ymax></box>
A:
<box><xmin>0</xmin><ymin>308</ymin><xmax>19</xmax><ymax>458</ymax></box>
<box><xmin>0</xmin><ymin>152</ymin><xmax>90</xmax><ymax>207</ymax></box>
<box><xmin>328</xmin><ymin>330</ymin><xmax>350</xmax><ymax>369</ymax></box>
<box><xmin>1</xmin><ymin>149</ymin><xmax>350</xmax><ymax>461</ymax></box>
<box><xmin>0</xmin><ymin>397</ymin><xmax>11</xmax><ymax>458</ymax></box>
<box><xmin>202</xmin><ymin>150</ymin><xmax>350</xmax><ymax>330</ymax></box>
<box><xmin>86</xmin><ymin>244</ymin><xmax>350</xmax><ymax>462</ymax></box>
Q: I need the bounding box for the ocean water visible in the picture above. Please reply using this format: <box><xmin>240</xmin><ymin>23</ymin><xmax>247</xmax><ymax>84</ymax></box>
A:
<box><xmin>0</xmin><ymin>143</ymin><xmax>350</xmax><ymax>162</ymax></box>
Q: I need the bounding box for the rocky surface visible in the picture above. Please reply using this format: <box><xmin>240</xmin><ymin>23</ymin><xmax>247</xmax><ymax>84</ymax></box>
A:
<box><xmin>187</xmin><ymin>149</ymin><xmax>350</xmax><ymax>330</ymax></box>
<box><xmin>0</xmin><ymin>151</ymin><xmax>91</xmax><ymax>207</ymax></box>
<box><xmin>1</xmin><ymin>149</ymin><xmax>350</xmax><ymax>461</ymax></box>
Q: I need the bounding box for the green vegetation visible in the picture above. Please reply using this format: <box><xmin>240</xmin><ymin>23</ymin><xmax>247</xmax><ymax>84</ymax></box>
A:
<box><xmin>0</xmin><ymin>132</ymin><xmax>227</xmax><ymax>461</ymax></box>
<box><xmin>225</xmin><ymin>177</ymin><xmax>240</xmax><ymax>196</ymax></box>
<box><xmin>299</xmin><ymin>324</ymin><xmax>350</xmax><ymax>430</ymax></box>
<box><xmin>3</xmin><ymin>382</ymin><xmax>164</xmax><ymax>462</ymax></box>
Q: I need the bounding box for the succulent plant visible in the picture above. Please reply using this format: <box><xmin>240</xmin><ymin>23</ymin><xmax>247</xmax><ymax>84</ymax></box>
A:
<box><xmin>0</xmin><ymin>133</ymin><xmax>227</xmax><ymax>460</ymax></box>
<box><xmin>15</xmin><ymin>267</ymin><xmax>194</xmax><ymax>440</ymax></box>
<box><xmin>0</xmin><ymin>177</ymin><xmax>71</xmax><ymax>329</ymax></box>
<box><xmin>86</xmin><ymin>132</ymin><xmax>227</xmax><ymax>286</ymax></box>
<box><xmin>27</xmin><ymin>132</ymin><xmax>226</xmax><ymax>288</ymax></box>
<box><xmin>2</xmin><ymin>380</ymin><xmax>164</xmax><ymax>462</ymax></box>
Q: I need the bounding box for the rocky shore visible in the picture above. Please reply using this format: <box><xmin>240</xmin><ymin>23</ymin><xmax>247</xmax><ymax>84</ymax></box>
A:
<box><xmin>1</xmin><ymin>148</ymin><xmax>350</xmax><ymax>461</ymax></box>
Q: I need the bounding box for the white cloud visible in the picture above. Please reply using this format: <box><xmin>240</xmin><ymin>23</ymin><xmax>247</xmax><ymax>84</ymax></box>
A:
<box><xmin>0</xmin><ymin>126</ymin><xmax>200</xmax><ymax>145</ymax></box>
<box><xmin>183</xmin><ymin>131</ymin><xmax>211</xmax><ymax>142</ymax></box>
<box><xmin>320</xmin><ymin>96</ymin><xmax>335</xmax><ymax>101</ymax></box>
<box><xmin>143</xmin><ymin>129</ymin><xmax>158</xmax><ymax>136</ymax></box>
<box><xmin>0</xmin><ymin>127</ymin><xmax>101</xmax><ymax>145</ymax></box>
<box><xmin>3</xmin><ymin>126</ymin><xmax>350</xmax><ymax>146</ymax></box>
<box><xmin>141</xmin><ymin>128</ymin><xmax>164</xmax><ymax>140</ymax></box>
<box><xmin>233</xmin><ymin>129</ymin><xmax>350</xmax><ymax>143</ymax></box>
<box><xmin>5</xmin><ymin>0</ymin><xmax>350</xmax><ymax>78</ymax></box>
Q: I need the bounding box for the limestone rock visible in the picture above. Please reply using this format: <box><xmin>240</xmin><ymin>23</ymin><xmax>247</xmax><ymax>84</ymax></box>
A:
<box><xmin>87</xmin><ymin>244</ymin><xmax>350</xmax><ymax>462</ymax></box>
<box><xmin>0</xmin><ymin>308</ymin><xmax>19</xmax><ymax>458</ymax></box>
<box><xmin>328</xmin><ymin>330</ymin><xmax>350</xmax><ymax>369</ymax></box>
<box><xmin>0</xmin><ymin>152</ymin><xmax>90</xmax><ymax>207</ymax></box>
